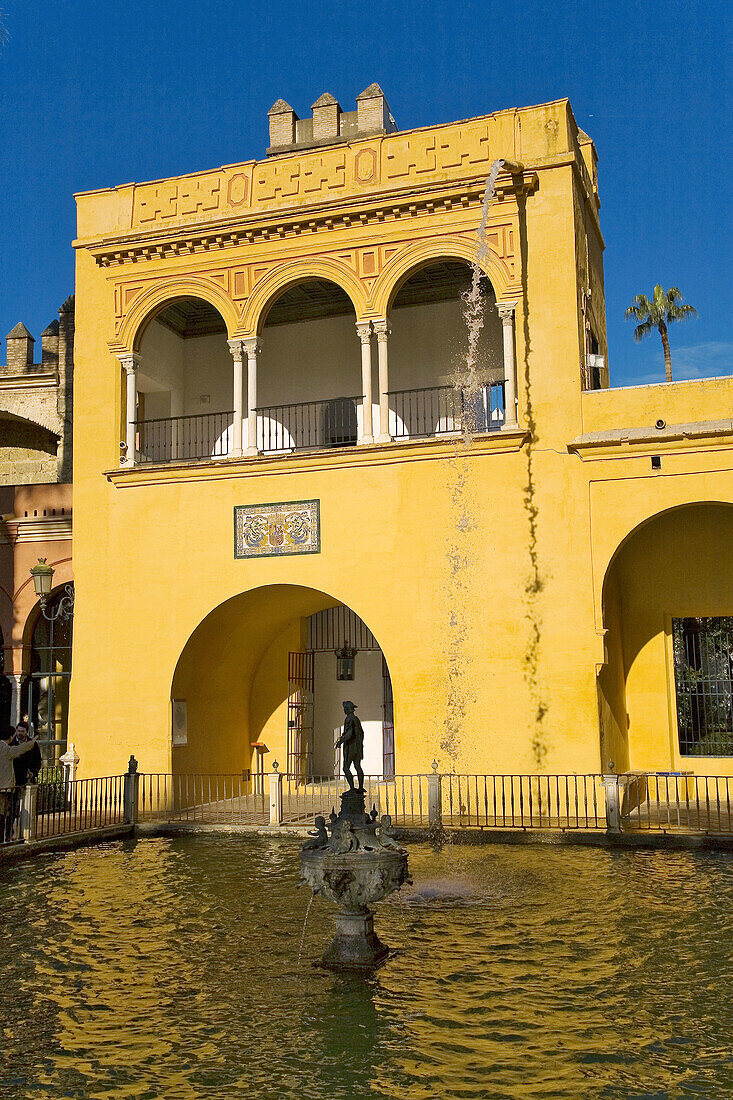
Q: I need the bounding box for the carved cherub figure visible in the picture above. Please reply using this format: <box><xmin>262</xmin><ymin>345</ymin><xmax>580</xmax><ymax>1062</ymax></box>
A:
<box><xmin>377</xmin><ymin>814</ymin><xmax>401</xmax><ymax>850</ymax></box>
<box><xmin>334</xmin><ymin>819</ymin><xmax>359</xmax><ymax>853</ymax></box>
<box><xmin>303</xmin><ymin>815</ymin><xmax>329</xmax><ymax>850</ymax></box>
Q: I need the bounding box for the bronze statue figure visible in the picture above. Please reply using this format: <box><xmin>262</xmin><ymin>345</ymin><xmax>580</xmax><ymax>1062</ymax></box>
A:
<box><xmin>334</xmin><ymin>700</ymin><xmax>365</xmax><ymax>790</ymax></box>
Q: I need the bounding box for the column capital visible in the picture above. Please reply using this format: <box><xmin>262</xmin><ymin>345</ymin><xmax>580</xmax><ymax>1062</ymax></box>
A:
<box><xmin>242</xmin><ymin>337</ymin><xmax>261</xmax><ymax>357</ymax></box>
<box><xmin>355</xmin><ymin>320</ymin><xmax>373</xmax><ymax>344</ymax></box>
<box><xmin>497</xmin><ymin>301</ymin><xmax>518</xmax><ymax>324</ymax></box>
<box><xmin>118</xmin><ymin>352</ymin><xmax>141</xmax><ymax>374</ymax></box>
<box><xmin>372</xmin><ymin>318</ymin><xmax>391</xmax><ymax>340</ymax></box>
<box><xmin>227</xmin><ymin>338</ymin><xmax>244</xmax><ymax>361</ymax></box>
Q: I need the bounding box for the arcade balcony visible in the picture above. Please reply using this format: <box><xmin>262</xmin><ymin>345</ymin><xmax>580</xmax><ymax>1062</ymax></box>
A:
<box><xmin>120</xmin><ymin>262</ymin><xmax>519</xmax><ymax>469</ymax></box>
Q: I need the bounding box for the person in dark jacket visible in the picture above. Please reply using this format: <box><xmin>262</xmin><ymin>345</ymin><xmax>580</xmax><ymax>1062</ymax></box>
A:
<box><xmin>11</xmin><ymin>722</ymin><xmax>42</xmax><ymax>786</ymax></box>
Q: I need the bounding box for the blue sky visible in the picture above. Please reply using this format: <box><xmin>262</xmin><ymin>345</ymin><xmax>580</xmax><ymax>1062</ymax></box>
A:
<box><xmin>0</xmin><ymin>0</ymin><xmax>730</xmax><ymax>386</ymax></box>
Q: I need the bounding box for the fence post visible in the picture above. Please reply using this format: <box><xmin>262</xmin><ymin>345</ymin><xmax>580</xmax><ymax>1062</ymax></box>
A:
<box><xmin>59</xmin><ymin>742</ymin><xmax>79</xmax><ymax>807</ymax></box>
<box><xmin>428</xmin><ymin>760</ymin><xmax>443</xmax><ymax>828</ymax></box>
<box><xmin>602</xmin><ymin>775</ymin><xmax>622</xmax><ymax>834</ymax></box>
<box><xmin>124</xmin><ymin>755</ymin><xmax>140</xmax><ymax>825</ymax></box>
<box><xmin>20</xmin><ymin>782</ymin><xmax>38</xmax><ymax>842</ymax></box>
<box><xmin>269</xmin><ymin>761</ymin><xmax>283</xmax><ymax>826</ymax></box>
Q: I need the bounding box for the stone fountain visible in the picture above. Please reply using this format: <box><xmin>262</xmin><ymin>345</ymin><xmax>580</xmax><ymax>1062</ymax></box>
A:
<box><xmin>299</xmin><ymin>701</ymin><xmax>411</xmax><ymax>971</ymax></box>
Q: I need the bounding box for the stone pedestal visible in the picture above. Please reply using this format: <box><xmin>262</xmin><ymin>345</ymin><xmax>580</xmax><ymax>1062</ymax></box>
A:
<box><xmin>318</xmin><ymin>909</ymin><xmax>390</xmax><ymax>972</ymax></box>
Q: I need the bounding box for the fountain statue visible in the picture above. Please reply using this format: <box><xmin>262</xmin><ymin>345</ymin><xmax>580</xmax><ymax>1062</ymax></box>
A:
<box><xmin>299</xmin><ymin>700</ymin><xmax>411</xmax><ymax>971</ymax></box>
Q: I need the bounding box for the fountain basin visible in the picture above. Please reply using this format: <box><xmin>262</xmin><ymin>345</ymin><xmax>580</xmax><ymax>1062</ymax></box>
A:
<box><xmin>299</xmin><ymin>797</ymin><xmax>411</xmax><ymax>971</ymax></box>
<box><xmin>300</xmin><ymin>847</ymin><xmax>410</xmax><ymax>912</ymax></box>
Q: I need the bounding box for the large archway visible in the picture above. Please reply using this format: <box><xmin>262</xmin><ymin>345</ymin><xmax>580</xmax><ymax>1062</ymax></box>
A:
<box><xmin>170</xmin><ymin>585</ymin><xmax>395</xmax><ymax>785</ymax></box>
<box><xmin>599</xmin><ymin>503</ymin><xmax>733</xmax><ymax>774</ymax></box>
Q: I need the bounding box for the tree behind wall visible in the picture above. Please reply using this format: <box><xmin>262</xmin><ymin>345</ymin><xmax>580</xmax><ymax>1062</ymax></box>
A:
<box><xmin>625</xmin><ymin>285</ymin><xmax>697</xmax><ymax>382</ymax></box>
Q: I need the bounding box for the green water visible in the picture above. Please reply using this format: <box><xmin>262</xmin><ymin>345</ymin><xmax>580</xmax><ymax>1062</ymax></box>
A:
<box><xmin>1</xmin><ymin>837</ymin><xmax>732</xmax><ymax>1099</ymax></box>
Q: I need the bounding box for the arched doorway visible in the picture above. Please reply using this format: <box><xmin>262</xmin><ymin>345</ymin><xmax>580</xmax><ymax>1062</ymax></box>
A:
<box><xmin>170</xmin><ymin>585</ymin><xmax>395</xmax><ymax>785</ymax></box>
<box><xmin>387</xmin><ymin>259</ymin><xmax>504</xmax><ymax>438</ymax></box>
<box><xmin>599</xmin><ymin>503</ymin><xmax>733</xmax><ymax>773</ymax></box>
<box><xmin>22</xmin><ymin>584</ymin><xmax>74</xmax><ymax>766</ymax></box>
<box><xmin>134</xmin><ymin>296</ymin><xmax>232</xmax><ymax>462</ymax></box>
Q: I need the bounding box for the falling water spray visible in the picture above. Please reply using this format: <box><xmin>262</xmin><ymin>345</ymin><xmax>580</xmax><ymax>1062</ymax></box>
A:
<box><xmin>440</xmin><ymin>160</ymin><xmax>509</xmax><ymax>766</ymax></box>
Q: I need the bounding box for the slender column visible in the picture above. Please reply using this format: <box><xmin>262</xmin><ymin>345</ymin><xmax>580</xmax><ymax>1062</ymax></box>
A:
<box><xmin>228</xmin><ymin>339</ymin><xmax>245</xmax><ymax>458</ymax></box>
<box><xmin>372</xmin><ymin>318</ymin><xmax>391</xmax><ymax>442</ymax></box>
<box><xmin>119</xmin><ymin>353</ymin><xmax>140</xmax><ymax>465</ymax></box>
<box><xmin>355</xmin><ymin>321</ymin><xmax>373</xmax><ymax>444</ymax></box>
<box><xmin>243</xmin><ymin>338</ymin><xmax>261</xmax><ymax>455</ymax></box>
<box><xmin>497</xmin><ymin>303</ymin><xmax>518</xmax><ymax>429</ymax></box>
<box><xmin>8</xmin><ymin>673</ymin><xmax>22</xmax><ymax>727</ymax></box>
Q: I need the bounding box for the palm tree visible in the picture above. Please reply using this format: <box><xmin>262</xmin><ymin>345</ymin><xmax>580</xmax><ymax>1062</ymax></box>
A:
<box><xmin>625</xmin><ymin>285</ymin><xmax>697</xmax><ymax>382</ymax></box>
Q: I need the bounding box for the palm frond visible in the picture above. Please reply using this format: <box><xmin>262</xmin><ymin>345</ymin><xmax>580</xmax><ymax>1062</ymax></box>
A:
<box><xmin>633</xmin><ymin>321</ymin><xmax>654</xmax><ymax>343</ymax></box>
<box><xmin>667</xmin><ymin>303</ymin><xmax>698</xmax><ymax>323</ymax></box>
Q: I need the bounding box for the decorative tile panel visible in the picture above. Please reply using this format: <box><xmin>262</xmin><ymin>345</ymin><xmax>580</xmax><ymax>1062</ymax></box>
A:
<box><xmin>234</xmin><ymin>499</ymin><xmax>320</xmax><ymax>558</ymax></box>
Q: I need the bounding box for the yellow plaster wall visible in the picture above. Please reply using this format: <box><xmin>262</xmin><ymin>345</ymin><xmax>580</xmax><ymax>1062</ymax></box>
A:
<box><xmin>581</xmin><ymin>377</ymin><xmax>733</xmax><ymax>435</ymax></box>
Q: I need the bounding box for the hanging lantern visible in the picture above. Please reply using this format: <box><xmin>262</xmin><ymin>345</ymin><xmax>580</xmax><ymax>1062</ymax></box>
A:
<box><xmin>30</xmin><ymin>558</ymin><xmax>54</xmax><ymax>600</ymax></box>
<box><xmin>335</xmin><ymin>643</ymin><xmax>357</xmax><ymax>681</ymax></box>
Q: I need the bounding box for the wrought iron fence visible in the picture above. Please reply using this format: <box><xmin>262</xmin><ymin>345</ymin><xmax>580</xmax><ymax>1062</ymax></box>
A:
<box><xmin>134</xmin><ymin>411</ymin><xmax>234</xmax><ymax>464</ymax></box>
<box><xmin>255</xmin><ymin>396</ymin><xmax>361</xmax><ymax>453</ymax></box>
<box><xmin>618</xmin><ymin>773</ymin><xmax>733</xmax><ymax>834</ymax></box>
<box><xmin>138</xmin><ymin>773</ymin><xmax>268</xmax><ymax>825</ymax></box>
<box><xmin>279</xmin><ymin>774</ymin><xmax>430</xmax><ymax>827</ymax></box>
<box><xmin>388</xmin><ymin>382</ymin><xmax>504</xmax><ymax>440</ymax></box>
<box><xmin>443</xmin><ymin>773</ymin><xmax>606</xmax><ymax>830</ymax></box>
<box><xmin>5</xmin><ymin>770</ymin><xmax>733</xmax><ymax>846</ymax></box>
<box><xmin>35</xmin><ymin>775</ymin><xmax>126</xmax><ymax>839</ymax></box>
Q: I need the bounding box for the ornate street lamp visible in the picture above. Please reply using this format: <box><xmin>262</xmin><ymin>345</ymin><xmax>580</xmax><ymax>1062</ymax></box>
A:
<box><xmin>30</xmin><ymin>559</ymin><xmax>75</xmax><ymax>622</ymax></box>
<box><xmin>335</xmin><ymin>642</ymin><xmax>357</xmax><ymax>681</ymax></box>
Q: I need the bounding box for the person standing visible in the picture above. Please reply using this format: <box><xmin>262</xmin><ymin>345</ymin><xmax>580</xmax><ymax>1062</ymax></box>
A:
<box><xmin>11</xmin><ymin>722</ymin><xmax>42</xmax><ymax>786</ymax></box>
<box><xmin>0</xmin><ymin>727</ymin><xmax>39</xmax><ymax>841</ymax></box>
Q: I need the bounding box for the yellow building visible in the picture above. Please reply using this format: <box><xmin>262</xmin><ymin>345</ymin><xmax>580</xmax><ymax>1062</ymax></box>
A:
<box><xmin>69</xmin><ymin>86</ymin><xmax>733</xmax><ymax>785</ymax></box>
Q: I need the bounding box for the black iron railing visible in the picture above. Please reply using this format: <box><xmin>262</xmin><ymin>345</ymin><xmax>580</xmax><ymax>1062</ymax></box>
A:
<box><xmin>255</xmin><ymin>396</ymin><xmax>361</xmax><ymax>453</ymax></box>
<box><xmin>134</xmin><ymin>411</ymin><xmax>234</xmax><ymax>464</ymax></box>
<box><xmin>388</xmin><ymin>383</ymin><xmax>505</xmax><ymax>439</ymax></box>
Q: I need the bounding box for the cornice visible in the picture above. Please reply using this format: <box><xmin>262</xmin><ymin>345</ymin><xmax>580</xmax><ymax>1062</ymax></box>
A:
<box><xmin>0</xmin><ymin>371</ymin><xmax>59</xmax><ymax>392</ymax></box>
<box><xmin>568</xmin><ymin>419</ymin><xmax>733</xmax><ymax>461</ymax></box>
<box><xmin>0</xmin><ymin>513</ymin><xmax>72</xmax><ymax>545</ymax></box>
<box><xmin>78</xmin><ymin>171</ymin><xmax>539</xmax><ymax>269</ymax></box>
<box><xmin>104</xmin><ymin>430</ymin><xmax>530</xmax><ymax>487</ymax></box>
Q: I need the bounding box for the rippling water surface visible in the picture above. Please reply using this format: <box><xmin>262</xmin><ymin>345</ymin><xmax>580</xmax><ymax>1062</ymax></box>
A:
<box><xmin>2</xmin><ymin>837</ymin><xmax>733</xmax><ymax>1099</ymax></box>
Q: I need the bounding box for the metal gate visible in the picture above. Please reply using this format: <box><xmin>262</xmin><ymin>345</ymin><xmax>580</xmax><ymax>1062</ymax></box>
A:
<box><xmin>287</xmin><ymin>651</ymin><xmax>314</xmax><ymax>782</ymax></box>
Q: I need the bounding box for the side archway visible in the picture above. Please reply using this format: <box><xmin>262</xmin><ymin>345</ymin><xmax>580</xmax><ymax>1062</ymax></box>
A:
<box><xmin>599</xmin><ymin>502</ymin><xmax>733</xmax><ymax>775</ymax></box>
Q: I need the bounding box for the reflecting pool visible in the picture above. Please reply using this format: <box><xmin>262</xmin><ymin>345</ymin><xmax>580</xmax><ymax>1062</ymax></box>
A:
<box><xmin>1</xmin><ymin>837</ymin><xmax>733</xmax><ymax>1099</ymax></box>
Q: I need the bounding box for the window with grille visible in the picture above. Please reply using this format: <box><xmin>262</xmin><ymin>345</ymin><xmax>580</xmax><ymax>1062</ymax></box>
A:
<box><xmin>673</xmin><ymin>617</ymin><xmax>733</xmax><ymax>756</ymax></box>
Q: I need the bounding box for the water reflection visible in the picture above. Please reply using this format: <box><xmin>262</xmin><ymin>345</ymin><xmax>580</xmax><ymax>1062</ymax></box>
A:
<box><xmin>1</xmin><ymin>838</ymin><xmax>732</xmax><ymax>1099</ymax></box>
